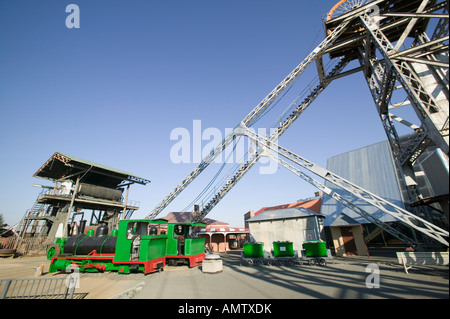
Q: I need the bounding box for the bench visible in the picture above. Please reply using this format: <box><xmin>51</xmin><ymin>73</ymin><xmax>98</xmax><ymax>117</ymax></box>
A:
<box><xmin>396</xmin><ymin>251</ymin><xmax>449</xmax><ymax>274</ymax></box>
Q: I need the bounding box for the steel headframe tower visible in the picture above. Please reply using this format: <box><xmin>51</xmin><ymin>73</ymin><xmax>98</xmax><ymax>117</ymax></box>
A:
<box><xmin>325</xmin><ymin>0</ymin><xmax>449</xmax><ymax>233</ymax></box>
<box><xmin>147</xmin><ymin>0</ymin><xmax>448</xmax><ymax>247</ymax></box>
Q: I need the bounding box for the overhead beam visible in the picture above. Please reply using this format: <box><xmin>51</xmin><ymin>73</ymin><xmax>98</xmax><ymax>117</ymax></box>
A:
<box><xmin>393</xmin><ymin>0</ymin><xmax>431</xmax><ymax>52</ymax></box>
<box><xmin>381</xmin><ymin>13</ymin><xmax>449</xmax><ymax>18</ymax></box>
<box><xmin>146</xmin><ymin>19</ymin><xmax>352</xmax><ymax>219</ymax></box>
<box><xmin>392</xmin><ymin>56</ymin><xmax>449</xmax><ymax>68</ymax></box>
<box><xmin>388</xmin><ymin>113</ymin><xmax>421</xmax><ymax>130</ymax></box>
<box><xmin>389</xmin><ymin>36</ymin><xmax>449</xmax><ymax>59</ymax></box>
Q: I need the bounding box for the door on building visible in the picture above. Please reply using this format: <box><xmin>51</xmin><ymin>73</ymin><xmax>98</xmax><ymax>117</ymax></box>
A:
<box><xmin>340</xmin><ymin>226</ymin><xmax>357</xmax><ymax>255</ymax></box>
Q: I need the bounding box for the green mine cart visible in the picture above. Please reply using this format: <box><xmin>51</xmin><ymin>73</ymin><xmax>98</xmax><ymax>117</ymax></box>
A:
<box><xmin>241</xmin><ymin>242</ymin><xmax>269</xmax><ymax>266</ymax></box>
<box><xmin>302</xmin><ymin>240</ymin><xmax>327</xmax><ymax>257</ymax></box>
<box><xmin>243</xmin><ymin>242</ymin><xmax>264</xmax><ymax>258</ymax></box>
<box><xmin>301</xmin><ymin>240</ymin><xmax>333</xmax><ymax>266</ymax></box>
<box><xmin>272</xmin><ymin>241</ymin><xmax>295</xmax><ymax>258</ymax></box>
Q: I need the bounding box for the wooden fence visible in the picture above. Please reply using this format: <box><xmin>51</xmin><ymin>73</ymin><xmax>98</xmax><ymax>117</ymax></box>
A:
<box><xmin>0</xmin><ymin>237</ymin><xmax>53</xmax><ymax>257</ymax></box>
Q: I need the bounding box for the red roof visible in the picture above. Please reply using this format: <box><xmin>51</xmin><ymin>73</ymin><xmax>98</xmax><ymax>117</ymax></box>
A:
<box><xmin>161</xmin><ymin>212</ymin><xmax>229</xmax><ymax>225</ymax></box>
<box><xmin>160</xmin><ymin>213</ymin><xmax>248</xmax><ymax>233</ymax></box>
<box><xmin>200</xmin><ymin>225</ymin><xmax>249</xmax><ymax>233</ymax></box>
<box><xmin>254</xmin><ymin>198</ymin><xmax>322</xmax><ymax>216</ymax></box>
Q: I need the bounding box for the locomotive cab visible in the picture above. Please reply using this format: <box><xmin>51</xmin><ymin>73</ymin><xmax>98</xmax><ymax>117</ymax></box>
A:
<box><xmin>114</xmin><ymin>219</ymin><xmax>168</xmax><ymax>265</ymax></box>
<box><xmin>165</xmin><ymin>222</ymin><xmax>206</xmax><ymax>267</ymax></box>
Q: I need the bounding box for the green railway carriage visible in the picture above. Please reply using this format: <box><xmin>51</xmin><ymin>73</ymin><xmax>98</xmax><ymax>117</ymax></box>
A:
<box><xmin>48</xmin><ymin>219</ymin><xmax>206</xmax><ymax>274</ymax></box>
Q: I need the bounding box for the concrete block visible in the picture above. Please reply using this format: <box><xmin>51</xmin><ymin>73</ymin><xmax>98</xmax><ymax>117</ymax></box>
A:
<box><xmin>202</xmin><ymin>259</ymin><xmax>223</xmax><ymax>274</ymax></box>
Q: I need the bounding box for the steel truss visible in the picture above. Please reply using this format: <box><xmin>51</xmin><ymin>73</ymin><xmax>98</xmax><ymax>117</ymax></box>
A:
<box><xmin>146</xmin><ymin>0</ymin><xmax>449</xmax><ymax>247</ymax></box>
<box><xmin>146</xmin><ymin>20</ymin><xmax>352</xmax><ymax>219</ymax></box>
<box><xmin>240</xmin><ymin>127</ymin><xmax>449</xmax><ymax>247</ymax></box>
<box><xmin>351</xmin><ymin>0</ymin><xmax>449</xmax><ymax>241</ymax></box>
<box><xmin>358</xmin><ymin>2</ymin><xmax>448</xmax><ymax>155</ymax></box>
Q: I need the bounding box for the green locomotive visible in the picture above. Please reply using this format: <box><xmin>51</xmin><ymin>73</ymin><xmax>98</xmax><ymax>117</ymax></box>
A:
<box><xmin>48</xmin><ymin>219</ymin><xmax>206</xmax><ymax>274</ymax></box>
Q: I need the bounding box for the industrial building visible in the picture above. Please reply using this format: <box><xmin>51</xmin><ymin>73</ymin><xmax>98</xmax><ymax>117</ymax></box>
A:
<box><xmin>8</xmin><ymin>152</ymin><xmax>150</xmax><ymax>255</ymax></box>
<box><xmin>321</xmin><ymin>140</ymin><xmax>404</xmax><ymax>256</ymax></box>
<box><xmin>244</xmin><ymin>198</ymin><xmax>325</xmax><ymax>256</ymax></box>
<box><xmin>320</xmin><ymin>136</ymin><xmax>448</xmax><ymax>255</ymax></box>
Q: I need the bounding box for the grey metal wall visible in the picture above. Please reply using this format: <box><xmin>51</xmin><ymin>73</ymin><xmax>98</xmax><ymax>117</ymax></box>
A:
<box><xmin>321</xmin><ymin>140</ymin><xmax>404</xmax><ymax>226</ymax></box>
<box><xmin>419</xmin><ymin>148</ymin><xmax>449</xmax><ymax>197</ymax></box>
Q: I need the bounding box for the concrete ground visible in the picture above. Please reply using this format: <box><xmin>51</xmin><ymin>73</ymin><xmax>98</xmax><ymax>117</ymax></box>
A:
<box><xmin>132</xmin><ymin>250</ymin><xmax>449</xmax><ymax>299</ymax></box>
<box><xmin>0</xmin><ymin>255</ymin><xmax>142</xmax><ymax>299</ymax></box>
<box><xmin>0</xmin><ymin>250</ymin><xmax>448</xmax><ymax>299</ymax></box>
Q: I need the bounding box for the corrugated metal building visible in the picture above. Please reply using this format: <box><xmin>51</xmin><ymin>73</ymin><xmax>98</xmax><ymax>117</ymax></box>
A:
<box><xmin>319</xmin><ymin>140</ymin><xmax>405</xmax><ymax>255</ymax></box>
<box><xmin>418</xmin><ymin>148</ymin><xmax>449</xmax><ymax>223</ymax></box>
<box><xmin>320</xmin><ymin>137</ymin><xmax>448</xmax><ymax>255</ymax></box>
<box><xmin>321</xmin><ymin>140</ymin><xmax>404</xmax><ymax>227</ymax></box>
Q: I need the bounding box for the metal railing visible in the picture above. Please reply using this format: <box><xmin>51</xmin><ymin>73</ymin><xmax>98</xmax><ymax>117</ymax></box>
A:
<box><xmin>0</xmin><ymin>277</ymin><xmax>78</xmax><ymax>299</ymax></box>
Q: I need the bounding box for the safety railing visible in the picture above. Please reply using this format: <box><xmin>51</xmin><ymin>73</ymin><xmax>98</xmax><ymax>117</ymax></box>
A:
<box><xmin>0</xmin><ymin>277</ymin><xmax>79</xmax><ymax>299</ymax></box>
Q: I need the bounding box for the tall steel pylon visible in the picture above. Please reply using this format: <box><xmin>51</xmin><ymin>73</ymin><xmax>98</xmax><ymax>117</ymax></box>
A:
<box><xmin>147</xmin><ymin>0</ymin><xmax>448</xmax><ymax>247</ymax></box>
<box><xmin>325</xmin><ymin>0</ymin><xmax>449</xmax><ymax>238</ymax></box>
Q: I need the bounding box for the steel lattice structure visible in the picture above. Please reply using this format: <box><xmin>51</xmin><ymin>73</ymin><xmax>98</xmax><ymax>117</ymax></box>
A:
<box><xmin>146</xmin><ymin>0</ymin><xmax>449</xmax><ymax>248</ymax></box>
<box><xmin>324</xmin><ymin>0</ymin><xmax>449</xmax><ymax>245</ymax></box>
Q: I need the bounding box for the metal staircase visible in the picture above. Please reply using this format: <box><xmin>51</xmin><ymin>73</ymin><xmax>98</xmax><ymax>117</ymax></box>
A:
<box><xmin>16</xmin><ymin>186</ymin><xmax>52</xmax><ymax>238</ymax></box>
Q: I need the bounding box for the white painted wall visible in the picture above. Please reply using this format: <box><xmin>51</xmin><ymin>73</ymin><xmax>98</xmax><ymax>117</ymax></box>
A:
<box><xmin>248</xmin><ymin>217</ymin><xmax>323</xmax><ymax>253</ymax></box>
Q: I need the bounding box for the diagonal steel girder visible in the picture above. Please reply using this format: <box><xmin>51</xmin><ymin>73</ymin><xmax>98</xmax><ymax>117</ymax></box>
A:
<box><xmin>273</xmin><ymin>153</ymin><xmax>419</xmax><ymax>248</ymax></box>
<box><xmin>192</xmin><ymin>58</ymin><xmax>351</xmax><ymax>222</ymax></box>
<box><xmin>242</xmin><ymin>128</ymin><xmax>449</xmax><ymax>247</ymax></box>
<box><xmin>146</xmin><ymin>19</ymin><xmax>352</xmax><ymax>219</ymax></box>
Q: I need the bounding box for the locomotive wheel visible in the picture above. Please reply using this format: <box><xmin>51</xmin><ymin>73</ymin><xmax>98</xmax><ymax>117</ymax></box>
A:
<box><xmin>47</xmin><ymin>244</ymin><xmax>61</xmax><ymax>260</ymax></box>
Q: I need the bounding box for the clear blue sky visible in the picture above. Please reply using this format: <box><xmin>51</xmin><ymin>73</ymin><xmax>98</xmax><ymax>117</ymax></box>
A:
<box><xmin>0</xmin><ymin>0</ymin><xmax>412</xmax><ymax>227</ymax></box>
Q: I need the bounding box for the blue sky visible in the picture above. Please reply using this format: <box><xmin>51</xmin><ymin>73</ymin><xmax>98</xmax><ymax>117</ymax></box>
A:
<box><xmin>0</xmin><ymin>0</ymin><xmax>412</xmax><ymax>227</ymax></box>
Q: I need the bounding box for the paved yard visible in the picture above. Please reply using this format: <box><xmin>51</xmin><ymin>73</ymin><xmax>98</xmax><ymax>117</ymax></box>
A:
<box><xmin>0</xmin><ymin>255</ymin><xmax>142</xmax><ymax>299</ymax></box>
<box><xmin>132</xmin><ymin>251</ymin><xmax>449</xmax><ymax>299</ymax></box>
<box><xmin>1</xmin><ymin>250</ymin><xmax>448</xmax><ymax>300</ymax></box>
